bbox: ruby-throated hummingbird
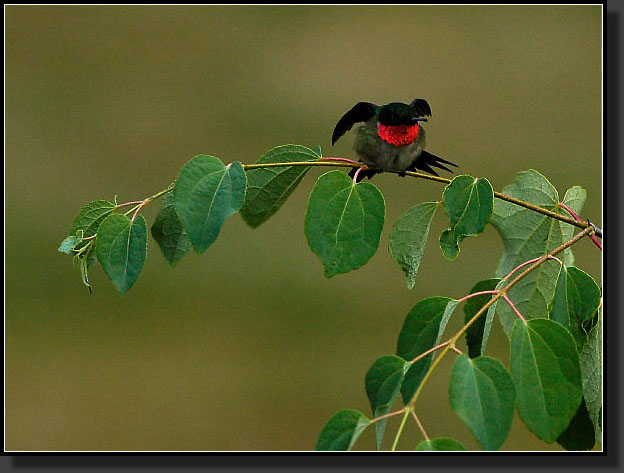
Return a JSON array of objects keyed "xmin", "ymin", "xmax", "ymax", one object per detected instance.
[{"xmin": 331, "ymin": 99, "xmax": 457, "ymax": 181}]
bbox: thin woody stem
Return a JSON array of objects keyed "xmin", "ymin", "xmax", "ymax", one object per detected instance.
[
  {"xmin": 318, "ymin": 157, "xmax": 361, "ymax": 165},
  {"xmin": 457, "ymin": 290, "xmax": 499, "ymax": 303},
  {"xmin": 409, "ymin": 341, "xmax": 452, "ymax": 364},
  {"xmin": 559, "ymin": 202, "xmax": 603, "ymax": 251},
  {"xmin": 115, "ymin": 200, "xmax": 144, "ymax": 208},
  {"xmin": 352, "ymin": 165, "xmax": 367, "ymax": 183},
  {"xmin": 503, "ymin": 293, "xmax": 525, "ymax": 321},
  {"xmin": 131, "ymin": 200, "xmax": 150, "ymax": 222},
  {"xmin": 503, "ymin": 255, "xmax": 562, "ymax": 281},
  {"xmin": 239, "ymin": 160, "xmax": 601, "ymax": 237},
  {"xmin": 411, "ymin": 411, "xmax": 430, "ymax": 441},
  {"xmin": 371, "ymin": 407, "xmax": 406, "ymax": 424},
  {"xmin": 391, "ymin": 406, "xmax": 412, "ymax": 451},
  {"xmin": 450, "ymin": 345, "xmax": 463, "ymax": 355}
]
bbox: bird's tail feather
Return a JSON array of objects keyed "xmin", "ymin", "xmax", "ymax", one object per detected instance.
[
  {"xmin": 347, "ymin": 151, "xmax": 457, "ymax": 182},
  {"xmin": 407, "ymin": 150, "xmax": 457, "ymax": 176}
]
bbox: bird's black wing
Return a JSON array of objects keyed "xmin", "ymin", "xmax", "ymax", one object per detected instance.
[
  {"xmin": 408, "ymin": 150, "xmax": 457, "ymax": 176},
  {"xmin": 332, "ymin": 102, "xmax": 377, "ymax": 145},
  {"xmin": 409, "ymin": 98, "xmax": 432, "ymax": 117}
]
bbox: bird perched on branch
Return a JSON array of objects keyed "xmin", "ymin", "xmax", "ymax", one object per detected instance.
[{"xmin": 331, "ymin": 99, "xmax": 457, "ymax": 181}]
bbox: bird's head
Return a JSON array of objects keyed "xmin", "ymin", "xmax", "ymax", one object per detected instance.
[
  {"xmin": 376, "ymin": 102, "xmax": 428, "ymax": 146},
  {"xmin": 377, "ymin": 102, "xmax": 427, "ymax": 127}
]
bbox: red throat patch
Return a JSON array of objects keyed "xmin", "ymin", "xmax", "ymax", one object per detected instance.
[{"xmin": 377, "ymin": 123, "xmax": 420, "ymax": 146}]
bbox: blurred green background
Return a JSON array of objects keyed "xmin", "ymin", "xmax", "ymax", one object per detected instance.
[{"xmin": 5, "ymin": 5, "xmax": 602, "ymax": 451}]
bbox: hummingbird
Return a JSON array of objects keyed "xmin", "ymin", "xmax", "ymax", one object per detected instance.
[{"xmin": 331, "ymin": 99, "xmax": 457, "ymax": 181}]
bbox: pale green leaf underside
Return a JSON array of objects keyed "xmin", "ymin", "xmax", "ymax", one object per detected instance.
[
  {"xmin": 491, "ymin": 170, "xmax": 586, "ymax": 336},
  {"xmin": 389, "ymin": 201, "xmax": 438, "ymax": 289},
  {"xmin": 580, "ymin": 308, "xmax": 602, "ymax": 444}
]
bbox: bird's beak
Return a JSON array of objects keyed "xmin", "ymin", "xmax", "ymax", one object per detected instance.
[{"xmin": 410, "ymin": 117, "xmax": 428, "ymax": 124}]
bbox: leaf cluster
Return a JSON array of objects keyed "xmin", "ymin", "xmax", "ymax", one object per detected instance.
[{"xmin": 59, "ymin": 145, "xmax": 601, "ymax": 451}]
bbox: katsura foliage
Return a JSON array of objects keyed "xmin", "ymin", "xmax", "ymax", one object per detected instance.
[{"xmin": 59, "ymin": 144, "xmax": 601, "ymax": 451}]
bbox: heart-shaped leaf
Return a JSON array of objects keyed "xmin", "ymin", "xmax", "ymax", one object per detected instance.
[
  {"xmin": 315, "ymin": 409, "xmax": 371, "ymax": 451},
  {"xmin": 510, "ymin": 318, "xmax": 582, "ymax": 443},
  {"xmin": 365, "ymin": 355, "xmax": 409, "ymax": 449},
  {"xmin": 549, "ymin": 266, "xmax": 601, "ymax": 347},
  {"xmin": 449, "ymin": 354, "xmax": 515, "ymax": 450},
  {"xmin": 174, "ymin": 155, "xmax": 246, "ymax": 254},
  {"xmin": 396, "ymin": 297, "xmax": 458, "ymax": 403},
  {"xmin": 305, "ymin": 170, "xmax": 385, "ymax": 277},
  {"xmin": 96, "ymin": 213, "xmax": 147, "ymax": 294},
  {"xmin": 439, "ymin": 175, "xmax": 493, "ymax": 260},
  {"xmin": 491, "ymin": 170, "xmax": 586, "ymax": 336},
  {"xmin": 150, "ymin": 191, "xmax": 191, "ymax": 266}
]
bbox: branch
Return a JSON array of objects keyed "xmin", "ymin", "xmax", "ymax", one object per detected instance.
[
  {"xmin": 240, "ymin": 159, "xmax": 601, "ymax": 239},
  {"xmin": 106, "ymin": 159, "xmax": 600, "ymax": 242},
  {"xmin": 388, "ymin": 225, "xmax": 594, "ymax": 450}
]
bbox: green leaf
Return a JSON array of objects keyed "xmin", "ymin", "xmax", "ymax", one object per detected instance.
[
  {"xmin": 150, "ymin": 192, "xmax": 191, "ymax": 266},
  {"xmin": 491, "ymin": 170, "xmax": 584, "ymax": 336},
  {"xmin": 75, "ymin": 242, "xmax": 97, "ymax": 293},
  {"xmin": 556, "ymin": 398, "xmax": 596, "ymax": 451},
  {"xmin": 580, "ymin": 307, "xmax": 602, "ymax": 444},
  {"xmin": 439, "ymin": 175, "xmax": 493, "ymax": 260},
  {"xmin": 396, "ymin": 297, "xmax": 458, "ymax": 403},
  {"xmin": 315, "ymin": 410, "xmax": 371, "ymax": 451},
  {"xmin": 96, "ymin": 214, "xmax": 148, "ymax": 294},
  {"xmin": 174, "ymin": 155, "xmax": 247, "ymax": 254},
  {"xmin": 58, "ymin": 230, "xmax": 84, "ymax": 254},
  {"xmin": 415, "ymin": 437, "xmax": 467, "ymax": 451},
  {"xmin": 463, "ymin": 278, "xmax": 501, "ymax": 358},
  {"xmin": 449, "ymin": 355, "xmax": 515, "ymax": 450},
  {"xmin": 510, "ymin": 318, "xmax": 583, "ymax": 443},
  {"xmin": 365, "ymin": 356, "xmax": 409, "ymax": 449},
  {"xmin": 305, "ymin": 170, "xmax": 385, "ymax": 278},
  {"xmin": 78, "ymin": 253, "xmax": 92, "ymax": 293},
  {"xmin": 549, "ymin": 266, "xmax": 601, "ymax": 347},
  {"xmin": 240, "ymin": 145, "xmax": 319, "ymax": 228},
  {"xmin": 388, "ymin": 202, "xmax": 439, "ymax": 289},
  {"xmin": 69, "ymin": 199, "xmax": 116, "ymax": 251},
  {"xmin": 480, "ymin": 279, "xmax": 507, "ymax": 356},
  {"xmin": 559, "ymin": 186, "xmax": 587, "ymax": 266}
]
